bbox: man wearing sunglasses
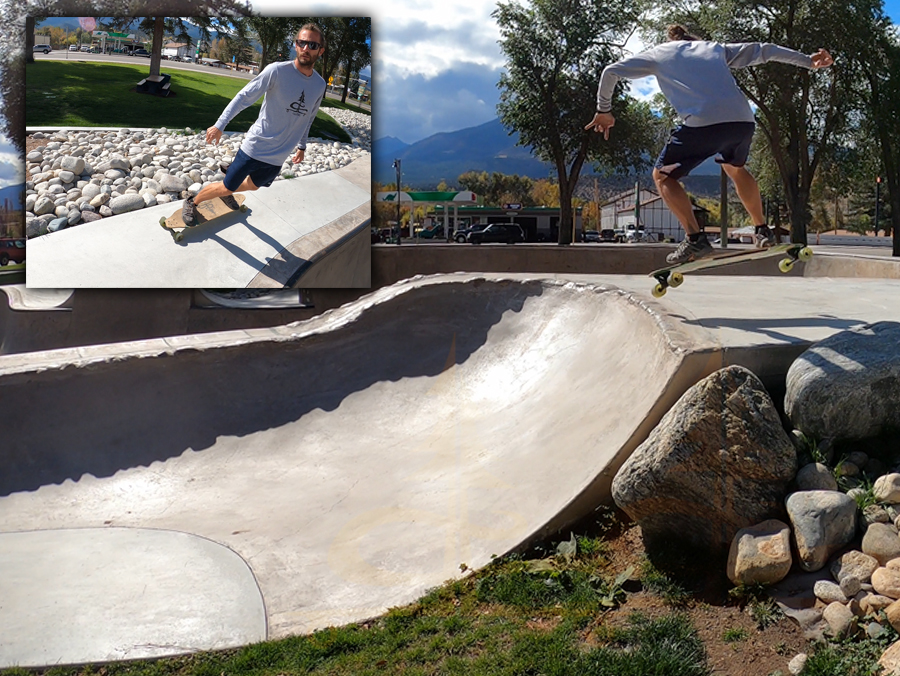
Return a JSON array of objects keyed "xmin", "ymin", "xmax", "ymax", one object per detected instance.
[{"xmin": 181, "ymin": 24, "xmax": 328, "ymax": 226}]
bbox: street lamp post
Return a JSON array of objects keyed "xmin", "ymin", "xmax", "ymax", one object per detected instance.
[
  {"xmin": 392, "ymin": 159, "xmax": 402, "ymax": 245},
  {"xmin": 876, "ymin": 176, "xmax": 882, "ymax": 236}
]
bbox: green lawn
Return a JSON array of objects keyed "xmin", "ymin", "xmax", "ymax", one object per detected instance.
[{"xmin": 25, "ymin": 61, "xmax": 352, "ymax": 143}]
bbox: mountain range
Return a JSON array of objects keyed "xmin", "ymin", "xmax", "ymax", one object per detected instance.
[{"xmin": 373, "ymin": 117, "xmax": 723, "ymax": 197}]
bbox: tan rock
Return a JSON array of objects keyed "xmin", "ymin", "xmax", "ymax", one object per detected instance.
[
  {"xmin": 727, "ymin": 519, "xmax": 792, "ymax": 585},
  {"xmin": 887, "ymin": 600, "xmax": 900, "ymax": 633},
  {"xmin": 861, "ymin": 594, "xmax": 896, "ymax": 615},
  {"xmin": 823, "ymin": 601, "xmax": 856, "ymax": 638},
  {"xmin": 832, "ymin": 550, "xmax": 879, "ymax": 584},
  {"xmin": 872, "ymin": 567, "xmax": 900, "ymax": 599},
  {"xmin": 879, "ymin": 640, "xmax": 900, "ymax": 675},
  {"xmin": 888, "ymin": 558, "xmax": 900, "ymax": 572}
]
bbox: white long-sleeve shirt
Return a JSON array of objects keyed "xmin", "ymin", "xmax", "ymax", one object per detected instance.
[
  {"xmin": 215, "ymin": 60, "xmax": 326, "ymax": 165},
  {"xmin": 596, "ymin": 41, "xmax": 814, "ymax": 127}
]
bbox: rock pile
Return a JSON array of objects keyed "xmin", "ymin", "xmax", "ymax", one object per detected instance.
[
  {"xmin": 612, "ymin": 321, "xmax": 900, "ymax": 673},
  {"xmin": 24, "ymin": 109, "xmax": 371, "ymax": 239}
]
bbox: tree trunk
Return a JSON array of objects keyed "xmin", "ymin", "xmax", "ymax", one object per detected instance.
[
  {"xmin": 149, "ymin": 17, "xmax": 164, "ymax": 78},
  {"xmin": 26, "ymin": 16, "xmax": 35, "ymax": 64}
]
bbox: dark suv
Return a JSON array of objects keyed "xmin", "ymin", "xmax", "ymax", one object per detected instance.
[
  {"xmin": 468, "ymin": 223, "xmax": 525, "ymax": 244},
  {"xmin": 0, "ymin": 238, "xmax": 25, "ymax": 265},
  {"xmin": 454, "ymin": 224, "xmax": 486, "ymax": 243}
]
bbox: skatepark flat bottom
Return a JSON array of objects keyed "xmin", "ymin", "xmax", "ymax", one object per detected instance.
[{"xmin": 2, "ymin": 272, "xmax": 900, "ymax": 668}]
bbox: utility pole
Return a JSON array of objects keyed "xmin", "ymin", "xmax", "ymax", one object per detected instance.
[
  {"xmin": 392, "ymin": 159, "xmax": 402, "ymax": 245},
  {"xmin": 875, "ymin": 176, "xmax": 882, "ymax": 236}
]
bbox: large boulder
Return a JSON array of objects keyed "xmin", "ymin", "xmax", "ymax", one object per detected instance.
[
  {"xmin": 612, "ymin": 366, "xmax": 797, "ymax": 554},
  {"xmin": 785, "ymin": 321, "xmax": 900, "ymax": 440},
  {"xmin": 787, "ymin": 491, "xmax": 858, "ymax": 572}
]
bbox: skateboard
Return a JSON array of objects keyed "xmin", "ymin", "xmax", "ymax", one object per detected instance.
[
  {"xmin": 649, "ymin": 243, "xmax": 813, "ymax": 297},
  {"xmin": 159, "ymin": 194, "xmax": 247, "ymax": 242}
]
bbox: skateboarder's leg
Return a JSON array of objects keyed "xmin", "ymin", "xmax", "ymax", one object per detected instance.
[
  {"xmin": 194, "ymin": 176, "xmax": 258, "ymax": 206},
  {"xmin": 653, "ymin": 168, "xmax": 701, "ymax": 234},
  {"xmin": 721, "ymin": 163, "xmax": 765, "ymax": 226}
]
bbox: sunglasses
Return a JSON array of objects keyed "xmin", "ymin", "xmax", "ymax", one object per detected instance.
[{"xmin": 295, "ymin": 39, "xmax": 321, "ymax": 51}]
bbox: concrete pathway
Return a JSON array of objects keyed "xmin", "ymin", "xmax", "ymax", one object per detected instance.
[
  {"xmin": 1, "ymin": 271, "xmax": 898, "ymax": 668},
  {"xmin": 26, "ymin": 158, "xmax": 370, "ymax": 288}
]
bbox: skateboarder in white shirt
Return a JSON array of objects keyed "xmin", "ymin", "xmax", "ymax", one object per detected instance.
[
  {"xmin": 585, "ymin": 24, "xmax": 834, "ymax": 264},
  {"xmin": 181, "ymin": 23, "xmax": 328, "ymax": 225}
]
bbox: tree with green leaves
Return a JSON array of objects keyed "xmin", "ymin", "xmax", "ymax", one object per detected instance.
[
  {"xmin": 494, "ymin": 0, "xmax": 659, "ymax": 244},
  {"xmin": 458, "ymin": 170, "xmax": 535, "ymax": 206},
  {"xmin": 243, "ymin": 17, "xmax": 306, "ymax": 72}
]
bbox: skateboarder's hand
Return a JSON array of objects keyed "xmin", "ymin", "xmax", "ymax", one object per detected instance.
[
  {"xmin": 205, "ymin": 126, "xmax": 223, "ymax": 145},
  {"xmin": 585, "ymin": 112, "xmax": 615, "ymax": 140},
  {"xmin": 810, "ymin": 48, "xmax": 834, "ymax": 69},
  {"xmin": 291, "ymin": 148, "xmax": 305, "ymax": 164}
]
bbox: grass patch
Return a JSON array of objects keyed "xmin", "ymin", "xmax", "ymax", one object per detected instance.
[
  {"xmin": 640, "ymin": 558, "xmax": 693, "ymax": 607},
  {"xmin": 804, "ymin": 630, "xmax": 900, "ymax": 676},
  {"xmin": 722, "ymin": 626, "xmax": 748, "ymax": 643},
  {"xmin": 25, "ymin": 60, "xmax": 349, "ymax": 142}
]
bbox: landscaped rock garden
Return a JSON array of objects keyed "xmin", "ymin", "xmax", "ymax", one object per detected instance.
[
  {"xmin": 24, "ymin": 108, "xmax": 371, "ymax": 239},
  {"xmin": 611, "ymin": 320, "xmax": 900, "ymax": 675}
]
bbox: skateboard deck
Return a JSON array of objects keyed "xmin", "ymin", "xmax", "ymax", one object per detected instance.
[
  {"xmin": 159, "ymin": 194, "xmax": 247, "ymax": 242},
  {"xmin": 649, "ymin": 243, "xmax": 813, "ymax": 297}
]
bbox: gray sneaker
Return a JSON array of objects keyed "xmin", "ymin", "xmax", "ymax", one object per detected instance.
[
  {"xmin": 754, "ymin": 226, "xmax": 776, "ymax": 248},
  {"xmin": 220, "ymin": 194, "xmax": 241, "ymax": 210},
  {"xmin": 181, "ymin": 196, "xmax": 199, "ymax": 227},
  {"xmin": 666, "ymin": 236, "xmax": 714, "ymax": 264}
]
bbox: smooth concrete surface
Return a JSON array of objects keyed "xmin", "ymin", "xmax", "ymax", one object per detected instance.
[
  {"xmin": 3, "ymin": 271, "xmax": 900, "ymax": 668},
  {"xmin": 0, "ymin": 528, "xmax": 266, "ymax": 668},
  {"xmin": 25, "ymin": 157, "xmax": 371, "ymax": 289}
]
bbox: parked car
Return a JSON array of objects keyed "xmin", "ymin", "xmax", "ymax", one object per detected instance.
[
  {"xmin": 583, "ymin": 230, "xmax": 601, "ymax": 243},
  {"xmin": 599, "ymin": 229, "xmax": 618, "ymax": 242},
  {"xmin": 133, "ymin": 49, "xmax": 150, "ymax": 57},
  {"xmin": 80, "ymin": 45, "xmax": 90, "ymax": 52},
  {"xmin": 33, "ymin": 45, "xmax": 51, "ymax": 54},
  {"xmin": 468, "ymin": 223, "xmax": 525, "ymax": 244},
  {"xmin": 454, "ymin": 224, "xmax": 487, "ymax": 243},
  {"xmin": 0, "ymin": 238, "xmax": 25, "ymax": 265},
  {"xmin": 68, "ymin": 45, "xmax": 78, "ymax": 51}
]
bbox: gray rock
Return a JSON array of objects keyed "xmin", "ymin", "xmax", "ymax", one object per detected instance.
[
  {"xmin": 104, "ymin": 169, "xmax": 127, "ymax": 181},
  {"xmin": 26, "ymin": 218, "xmax": 50, "ymax": 238},
  {"xmin": 788, "ymin": 653, "xmax": 808, "ymax": 675},
  {"xmin": 26, "ymin": 150, "xmax": 43, "ymax": 162},
  {"xmin": 814, "ymin": 579, "xmax": 849, "ymax": 604},
  {"xmin": 58, "ymin": 170, "xmax": 76, "ymax": 183},
  {"xmin": 863, "ymin": 523, "xmax": 900, "ymax": 565},
  {"xmin": 796, "ymin": 463, "xmax": 838, "ymax": 491},
  {"xmin": 612, "ymin": 366, "xmax": 797, "ymax": 555},
  {"xmin": 81, "ymin": 183, "xmax": 101, "ymax": 201},
  {"xmin": 785, "ymin": 321, "xmax": 900, "ymax": 440},
  {"xmin": 32, "ymin": 196, "xmax": 56, "ymax": 216},
  {"xmin": 160, "ymin": 174, "xmax": 188, "ymax": 192},
  {"xmin": 99, "ymin": 205, "xmax": 113, "ymax": 217},
  {"xmin": 66, "ymin": 209, "xmax": 81, "ymax": 226},
  {"xmin": 80, "ymin": 210, "xmax": 102, "ymax": 223},
  {"xmin": 47, "ymin": 217, "xmax": 68, "ymax": 232},
  {"xmin": 60, "ymin": 156, "xmax": 86, "ymax": 174},
  {"xmin": 108, "ymin": 193, "xmax": 146, "ymax": 215},
  {"xmin": 787, "ymin": 491, "xmax": 858, "ymax": 572}
]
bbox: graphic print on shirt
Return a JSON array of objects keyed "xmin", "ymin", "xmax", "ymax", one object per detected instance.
[{"xmin": 288, "ymin": 91, "xmax": 308, "ymax": 116}]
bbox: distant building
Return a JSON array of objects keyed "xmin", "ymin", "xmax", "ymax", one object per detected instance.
[
  {"xmin": 163, "ymin": 42, "xmax": 192, "ymax": 59},
  {"xmin": 433, "ymin": 204, "xmax": 583, "ymax": 242},
  {"xmin": 600, "ymin": 186, "xmax": 709, "ymax": 242}
]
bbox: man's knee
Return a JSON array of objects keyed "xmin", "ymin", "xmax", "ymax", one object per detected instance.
[{"xmin": 239, "ymin": 176, "xmax": 259, "ymax": 192}]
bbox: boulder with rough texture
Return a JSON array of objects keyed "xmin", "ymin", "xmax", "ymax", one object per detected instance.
[
  {"xmin": 60, "ymin": 155, "xmax": 85, "ymax": 175},
  {"xmin": 873, "ymin": 567, "xmax": 900, "ymax": 599},
  {"xmin": 881, "ymin": 640, "xmax": 900, "ymax": 675},
  {"xmin": 787, "ymin": 491, "xmax": 858, "ymax": 572},
  {"xmin": 832, "ymin": 550, "xmax": 880, "ymax": 583},
  {"xmin": 726, "ymin": 519, "xmax": 793, "ymax": 585},
  {"xmin": 108, "ymin": 194, "xmax": 146, "ymax": 215},
  {"xmin": 876, "ymin": 474, "xmax": 900, "ymax": 504},
  {"xmin": 612, "ymin": 366, "xmax": 796, "ymax": 554},
  {"xmin": 863, "ymin": 523, "xmax": 900, "ymax": 566},
  {"xmin": 795, "ymin": 462, "xmax": 838, "ymax": 491},
  {"xmin": 785, "ymin": 321, "xmax": 900, "ymax": 440},
  {"xmin": 160, "ymin": 174, "xmax": 188, "ymax": 193},
  {"xmin": 814, "ymin": 579, "xmax": 848, "ymax": 604},
  {"xmin": 823, "ymin": 601, "xmax": 856, "ymax": 637}
]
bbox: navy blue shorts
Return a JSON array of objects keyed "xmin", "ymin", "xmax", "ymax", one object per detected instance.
[
  {"xmin": 654, "ymin": 122, "xmax": 755, "ymax": 180},
  {"xmin": 223, "ymin": 148, "xmax": 282, "ymax": 192}
]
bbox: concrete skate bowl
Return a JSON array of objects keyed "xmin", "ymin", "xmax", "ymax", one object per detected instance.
[{"xmin": 0, "ymin": 274, "xmax": 722, "ymax": 663}]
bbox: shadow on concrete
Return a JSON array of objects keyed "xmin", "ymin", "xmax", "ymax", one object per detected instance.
[{"xmin": 2, "ymin": 279, "xmax": 543, "ymax": 496}]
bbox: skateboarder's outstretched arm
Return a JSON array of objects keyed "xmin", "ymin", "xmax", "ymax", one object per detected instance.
[{"xmin": 205, "ymin": 66, "xmax": 278, "ymax": 146}]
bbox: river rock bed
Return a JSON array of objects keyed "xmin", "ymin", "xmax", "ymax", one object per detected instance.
[{"xmin": 24, "ymin": 108, "xmax": 371, "ymax": 239}]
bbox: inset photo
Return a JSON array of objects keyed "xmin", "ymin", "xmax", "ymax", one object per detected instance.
[{"xmin": 25, "ymin": 16, "xmax": 371, "ymax": 288}]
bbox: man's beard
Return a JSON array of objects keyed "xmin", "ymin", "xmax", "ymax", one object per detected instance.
[{"xmin": 297, "ymin": 52, "xmax": 319, "ymax": 66}]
